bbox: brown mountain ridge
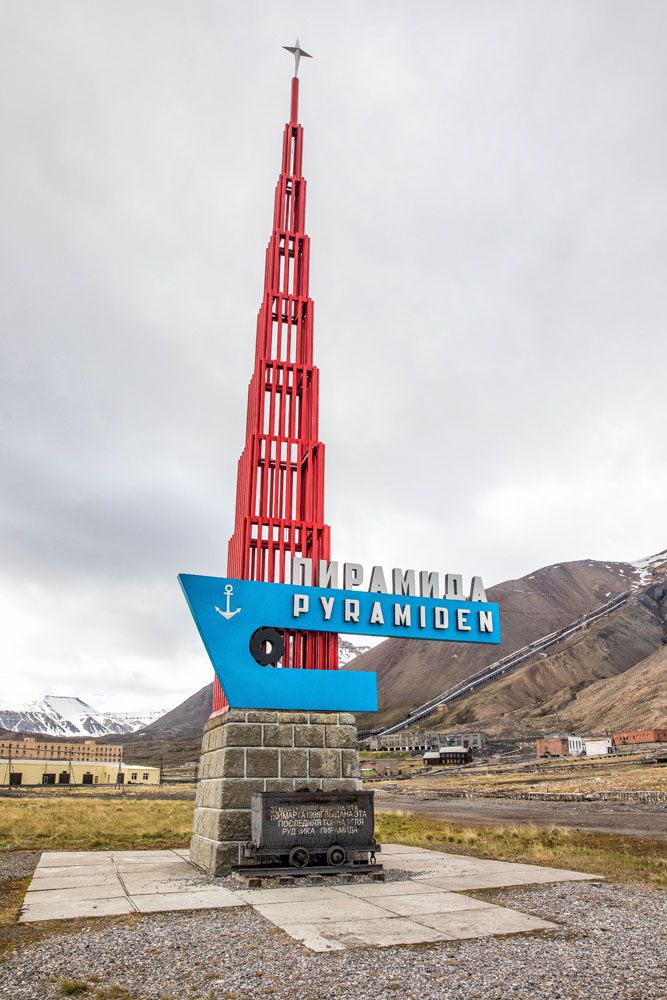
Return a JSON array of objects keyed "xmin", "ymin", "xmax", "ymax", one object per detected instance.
[{"xmin": 132, "ymin": 550, "xmax": 667, "ymax": 742}]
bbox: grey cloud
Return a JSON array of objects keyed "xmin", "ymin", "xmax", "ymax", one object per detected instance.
[{"xmin": 2, "ymin": 0, "xmax": 666, "ymax": 709}]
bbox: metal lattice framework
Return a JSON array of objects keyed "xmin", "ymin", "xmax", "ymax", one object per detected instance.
[{"xmin": 211, "ymin": 75, "xmax": 338, "ymax": 714}]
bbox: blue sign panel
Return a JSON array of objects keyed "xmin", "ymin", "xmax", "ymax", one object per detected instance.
[{"xmin": 178, "ymin": 574, "xmax": 501, "ymax": 712}]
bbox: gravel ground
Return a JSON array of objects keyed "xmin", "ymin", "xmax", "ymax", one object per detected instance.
[
  {"xmin": 0, "ymin": 879, "xmax": 665, "ymax": 1000},
  {"xmin": 0, "ymin": 852, "xmax": 39, "ymax": 881}
]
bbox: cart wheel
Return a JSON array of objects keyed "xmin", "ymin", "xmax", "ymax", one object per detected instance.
[
  {"xmin": 288, "ymin": 846, "xmax": 310, "ymax": 868},
  {"xmin": 326, "ymin": 845, "xmax": 346, "ymax": 867}
]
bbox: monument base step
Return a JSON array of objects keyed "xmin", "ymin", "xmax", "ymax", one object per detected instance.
[{"xmin": 231, "ymin": 862, "xmax": 384, "ymax": 878}]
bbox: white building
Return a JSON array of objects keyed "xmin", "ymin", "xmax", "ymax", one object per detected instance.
[
  {"xmin": 583, "ymin": 737, "xmax": 613, "ymax": 757},
  {"xmin": 567, "ymin": 736, "xmax": 584, "ymax": 755}
]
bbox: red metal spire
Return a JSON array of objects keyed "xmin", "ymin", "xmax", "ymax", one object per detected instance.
[{"xmin": 211, "ymin": 73, "xmax": 338, "ymax": 715}]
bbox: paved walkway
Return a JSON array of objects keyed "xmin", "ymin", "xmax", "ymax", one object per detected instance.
[{"xmin": 19, "ymin": 845, "xmax": 599, "ymax": 951}]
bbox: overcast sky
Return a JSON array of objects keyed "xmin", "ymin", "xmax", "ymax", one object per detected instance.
[{"xmin": 2, "ymin": 1, "xmax": 666, "ymax": 713}]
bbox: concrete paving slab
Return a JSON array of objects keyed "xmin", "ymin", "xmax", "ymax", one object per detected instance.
[
  {"xmin": 122, "ymin": 885, "xmax": 205, "ymax": 899},
  {"xmin": 172, "ymin": 849, "xmax": 190, "ymax": 858},
  {"xmin": 276, "ymin": 924, "xmax": 346, "ymax": 952},
  {"xmin": 372, "ymin": 892, "xmax": 493, "ymax": 917},
  {"xmin": 32, "ymin": 864, "xmax": 115, "ymax": 879},
  {"xmin": 377, "ymin": 844, "xmax": 433, "ymax": 855},
  {"xmin": 39, "ymin": 850, "xmax": 112, "ymax": 858},
  {"xmin": 38, "ymin": 852, "xmax": 115, "ymax": 867},
  {"xmin": 414, "ymin": 906, "xmax": 557, "ymax": 938},
  {"xmin": 252, "ymin": 896, "xmax": 390, "ymax": 925},
  {"xmin": 119, "ymin": 875, "xmax": 204, "ymax": 896},
  {"xmin": 418, "ymin": 869, "xmax": 600, "ymax": 891},
  {"xmin": 422, "ymin": 851, "xmax": 517, "ymax": 866},
  {"xmin": 284, "ymin": 916, "xmax": 448, "ymax": 950},
  {"xmin": 500, "ymin": 866, "xmax": 599, "ymax": 881},
  {"xmin": 19, "ymin": 897, "xmax": 134, "ymax": 922},
  {"xmin": 409, "ymin": 862, "xmax": 533, "ymax": 877},
  {"xmin": 413, "ymin": 875, "xmax": 531, "ymax": 891},
  {"xmin": 236, "ymin": 886, "xmax": 344, "ymax": 904},
  {"xmin": 24, "ymin": 884, "xmax": 127, "ymax": 902},
  {"xmin": 114, "ymin": 862, "xmax": 195, "ymax": 876},
  {"xmin": 114, "ymin": 854, "xmax": 195, "ymax": 864},
  {"xmin": 381, "ymin": 857, "xmax": 486, "ymax": 874},
  {"xmin": 19, "ymin": 844, "xmax": 592, "ymax": 949},
  {"xmin": 111, "ymin": 850, "xmax": 183, "ymax": 859},
  {"xmin": 25, "ymin": 876, "xmax": 122, "ymax": 892},
  {"xmin": 334, "ymin": 880, "xmax": 447, "ymax": 898},
  {"xmin": 130, "ymin": 889, "xmax": 245, "ymax": 913}
]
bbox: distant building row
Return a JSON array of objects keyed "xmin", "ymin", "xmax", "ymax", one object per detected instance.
[
  {"xmin": 536, "ymin": 728, "xmax": 667, "ymax": 758},
  {"xmin": 369, "ymin": 731, "xmax": 488, "ymax": 753},
  {"xmin": 0, "ymin": 736, "xmax": 122, "ymax": 763},
  {"xmin": 0, "ymin": 736, "xmax": 159, "ymax": 786},
  {"xmin": 0, "ymin": 759, "xmax": 160, "ymax": 786},
  {"xmin": 359, "ymin": 746, "xmax": 474, "ymax": 776}
]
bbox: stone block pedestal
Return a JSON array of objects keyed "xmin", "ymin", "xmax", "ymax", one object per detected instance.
[{"xmin": 190, "ymin": 710, "xmax": 362, "ymax": 875}]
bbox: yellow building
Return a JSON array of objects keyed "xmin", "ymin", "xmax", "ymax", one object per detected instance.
[
  {"xmin": 0, "ymin": 758, "xmax": 160, "ymax": 787},
  {"xmin": 0, "ymin": 736, "xmax": 122, "ymax": 763}
]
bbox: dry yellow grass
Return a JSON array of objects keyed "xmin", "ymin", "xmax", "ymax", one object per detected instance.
[
  {"xmin": 0, "ymin": 798, "xmax": 193, "ymax": 851},
  {"xmin": 376, "ymin": 813, "xmax": 667, "ymax": 888},
  {"xmin": 376, "ymin": 758, "xmax": 666, "ymax": 794},
  {"xmin": 4, "ymin": 784, "xmax": 196, "ymax": 799}
]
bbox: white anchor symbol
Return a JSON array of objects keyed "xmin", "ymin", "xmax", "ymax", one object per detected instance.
[{"xmin": 215, "ymin": 584, "xmax": 242, "ymax": 621}]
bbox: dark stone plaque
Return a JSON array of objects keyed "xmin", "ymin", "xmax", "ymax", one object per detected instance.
[{"xmin": 250, "ymin": 790, "xmax": 375, "ymax": 852}]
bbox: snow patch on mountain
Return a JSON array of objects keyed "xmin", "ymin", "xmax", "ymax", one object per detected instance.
[
  {"xmin": 631, "ymin": 549, "xmax": 667, "ymax": 587},
  {"xmin": 0, "ymin": 696, "xmax": 165, "ymax": 737},
  {"xmin": 338, "ymin": 638, "xmax": 372, "ymax": 666}
]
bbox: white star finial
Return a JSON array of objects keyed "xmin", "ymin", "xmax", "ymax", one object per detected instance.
[{"xmin": 283, "ymin": 38, "xmax": 312, "ymax": 77}]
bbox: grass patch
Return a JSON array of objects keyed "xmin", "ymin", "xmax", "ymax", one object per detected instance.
[
  {"xmin": 376, "ymin": 812, "xmax": 667, "ymax": 888},
  {"xmin": 4, "ymin": 785, "xmax": 196, "ymax": 800},
  {"xmin": 0, "ymin": 876, "xmax": 31, "ymax": 928},
  {"xmin": 57, "ymin": 981, "xmax": 90, "ymax": 996},
  {"xmin": 0, "ymin": 798, "xmax": 194, "ymax": 852},
  {"xmin": 55, "ymin": 981, "xmax": 139, "ymax": 999}
]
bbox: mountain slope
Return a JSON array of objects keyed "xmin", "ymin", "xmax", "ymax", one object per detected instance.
[
  {"xmin": 137, "ymin": 551, "xmax": 666, "ymax": 741},
  {"xmin": 348, "ymin": 557, "xmax": 656, "ymax": 730},
  {"xmin": 560, "ymin": 643, "xmax": 667, "ymax": 733},
  {"xmin": 142, "ymin": 683, "xmax": 214, "ymax": 738},
  {"xmin": 426, "ymin": 585, "xmax": 666, "ymax": 737}
]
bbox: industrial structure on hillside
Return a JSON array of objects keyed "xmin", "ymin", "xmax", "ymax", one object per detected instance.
[{"xmin": 370, "ymin": 731, "xmax": 488, "ymax": 753}]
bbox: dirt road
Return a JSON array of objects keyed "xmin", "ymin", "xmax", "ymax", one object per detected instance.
[{"xmin": 376, "ymin": 793, "xmax": 667, "ymax": 839}]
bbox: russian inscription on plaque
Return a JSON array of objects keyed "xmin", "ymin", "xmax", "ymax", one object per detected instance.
[{"xmin": 243, "ymin": 791, "xmax": 381, "ymax": 873}]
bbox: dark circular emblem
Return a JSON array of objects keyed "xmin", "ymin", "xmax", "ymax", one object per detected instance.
[{"xmin": 249, "ymin": 626, "xmax": 285, "ymax": 666}]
